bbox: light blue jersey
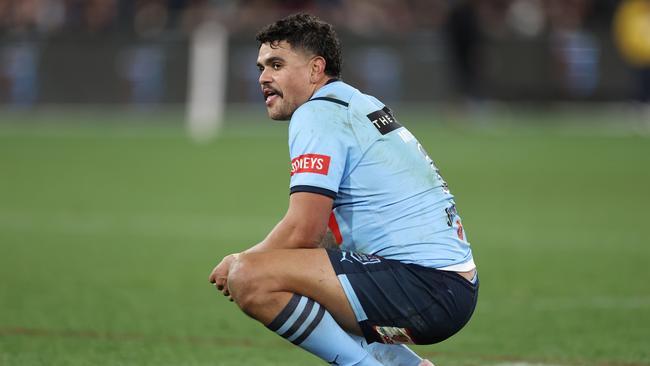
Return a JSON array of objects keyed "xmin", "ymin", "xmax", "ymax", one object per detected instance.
[{"xmin": 289, "ymin": 80, "xmax": 474, "ymax": 271}]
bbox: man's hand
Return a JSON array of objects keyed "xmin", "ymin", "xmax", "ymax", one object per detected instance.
[{"xmin": 208, "ymin": 253, "xmax": 239, "ymax": 299}]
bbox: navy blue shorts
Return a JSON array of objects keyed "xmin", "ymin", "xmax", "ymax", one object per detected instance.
[{"xmin": 327, "ymin": 250, "xmax": 478, "ymax": 345}]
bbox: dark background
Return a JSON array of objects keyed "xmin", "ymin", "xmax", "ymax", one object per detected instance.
[{"xmin": 0, "ymin": 0, "xmax": 643, "ymax": 106}]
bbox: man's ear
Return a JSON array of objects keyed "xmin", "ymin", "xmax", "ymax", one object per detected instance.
[{"xmin": 310, "ymin": 56, "xmax": 327, "ymax": 83}]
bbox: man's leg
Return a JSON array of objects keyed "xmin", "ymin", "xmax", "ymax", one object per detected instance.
[{"xmin": 226, "ymin": 249, "xmax": 381, "ymax": 366}]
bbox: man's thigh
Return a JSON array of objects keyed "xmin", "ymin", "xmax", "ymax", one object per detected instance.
[{"xmin": 231, "ymin": 248, "xmax": 362, "ymax": 334}]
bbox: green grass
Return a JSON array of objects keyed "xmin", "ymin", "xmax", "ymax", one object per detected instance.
[{"xmin": 1, "ymin": 110, "xmax": 649, "ymax": 365}]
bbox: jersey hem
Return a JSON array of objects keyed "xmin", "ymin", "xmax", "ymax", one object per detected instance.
[{"xmin": 437, "ymin": 258, "xmax": 476, "ymax": 272}]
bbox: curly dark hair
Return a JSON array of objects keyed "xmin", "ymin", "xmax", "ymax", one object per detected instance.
[{"xmin": 256, "ymin": 13, "xmax": 342, "ymax": 78}]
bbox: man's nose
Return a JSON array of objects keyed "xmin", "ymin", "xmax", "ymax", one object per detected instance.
[{"xmin": 259, "ymin": 68, "xmax": 272, "ymax": 85}]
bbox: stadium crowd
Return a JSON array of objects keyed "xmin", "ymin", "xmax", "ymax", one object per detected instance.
[
  {"xmin": 1, "ymin": 0, "xmax": 648, "ymax": 106},
  {"xmin": 0, "ymin": 0, "xmax": 618, "ymax": 37}
]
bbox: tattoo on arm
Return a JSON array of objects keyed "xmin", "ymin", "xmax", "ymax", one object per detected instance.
[{"xmin": 318, "ymin": 229, "xmax": 340, "ymax": 250}]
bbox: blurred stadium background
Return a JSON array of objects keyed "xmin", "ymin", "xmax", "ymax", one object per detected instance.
[{"xmin": 1, "ymin": 1, "xmax": 649, "ymax": 366}]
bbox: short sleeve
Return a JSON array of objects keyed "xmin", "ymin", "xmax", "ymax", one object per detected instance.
[{"xmin": 288, "ymin": 103, "xmax": 349, "ymax": 199}]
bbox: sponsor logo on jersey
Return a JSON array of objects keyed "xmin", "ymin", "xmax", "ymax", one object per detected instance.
[
  {"xmin": 445, "ymin": 205, "xmax": 466, "ymax": 240},
  {"xmin": 445, "ymin": 205, "xmax": 458, "ymax": 227},
  {"xmin": 290, "ymin": 154, "xmax": 331, "ymax": 176},
  {"xmin": 367, "ymin": 107, "xmax": 402, "ymax": 135}
]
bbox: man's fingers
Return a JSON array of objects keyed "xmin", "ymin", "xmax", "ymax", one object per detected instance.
[
  {"xmin": 219, "ymin": 280, "xmax": 229, "ymax": 295},
  {"xmin": 214, "ymin": 277, "xmax": 227, "ymax": 292}
]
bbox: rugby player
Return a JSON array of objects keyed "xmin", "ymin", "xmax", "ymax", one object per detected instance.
[{"xmin": 209, "ymin": 13, "xmax": 478, "ymax": 366}]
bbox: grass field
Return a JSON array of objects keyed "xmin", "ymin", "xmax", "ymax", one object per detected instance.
[{"xmin": 1, "ymin": 108, "xmax": 649, "ymax": 366}]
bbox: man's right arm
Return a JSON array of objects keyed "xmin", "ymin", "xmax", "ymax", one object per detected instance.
[
  {"xmin": 244, "ymin": 191, "xmax": 333, "ymax": 253},
  {"xmin": 209, "ymin": 191, "xmax": 333, "ymax": 294}
]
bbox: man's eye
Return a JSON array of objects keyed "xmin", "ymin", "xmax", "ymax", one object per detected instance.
[{"xmin": 272, "ymin": 63, "xmax": 281, "ymax": 70}]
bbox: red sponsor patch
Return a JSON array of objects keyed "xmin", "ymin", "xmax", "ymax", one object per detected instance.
[{"xmin": 290, "ymin": 154, "xmax": 331, "ymax": 176}]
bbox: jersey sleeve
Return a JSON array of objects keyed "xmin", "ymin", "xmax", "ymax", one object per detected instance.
[{"xmin": 288, "ymin": 103, "xmax": 349, "ymax": 199}]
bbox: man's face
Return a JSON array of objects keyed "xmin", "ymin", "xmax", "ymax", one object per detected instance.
[{"xmin": 257, "ymin": 41, "xmax": 315, "ymax": 120}]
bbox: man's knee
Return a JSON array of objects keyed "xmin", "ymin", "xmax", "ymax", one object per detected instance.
[{"xmin": 227, "ymin": 253, "xmax": 273, "ymax": 313}]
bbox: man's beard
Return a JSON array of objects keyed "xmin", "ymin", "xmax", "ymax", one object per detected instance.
[{"xmin": 268, "ymin": 101, "xmax": 296, "ymax": 121}]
